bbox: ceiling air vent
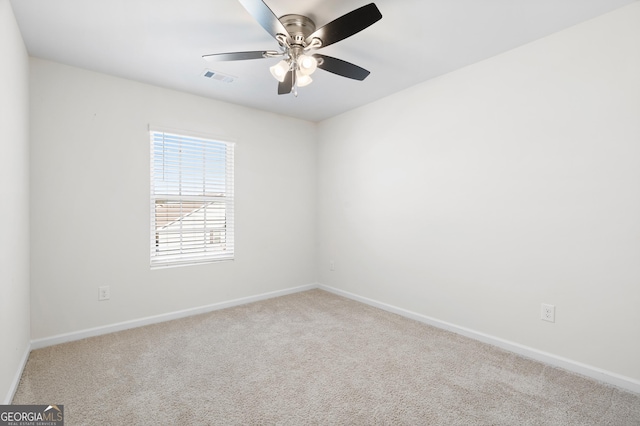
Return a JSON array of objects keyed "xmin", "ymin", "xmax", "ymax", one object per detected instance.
[{"xmin": 202, "ymin": 69, "xmax": 235, "ymax": 83}]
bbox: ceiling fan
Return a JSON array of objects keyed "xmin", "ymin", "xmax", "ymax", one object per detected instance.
[{"xmin": 203, "ymin": 0, "xmax": 382, "ymax": 96}]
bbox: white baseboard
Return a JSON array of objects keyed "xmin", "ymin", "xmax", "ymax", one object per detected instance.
[
  {"xmin": 31, "ymin": 283, "xmax": 317, "ymax": 350},
  {"xmin": 4, "ymin": 343, "xmax": 31, "ymax": 404},
  {"xmin": 24, "ymin": 282, "xmax": 640, "ymax": 395},
  {"xmin": 318, "ymin": 284, "xmax": 640, "ymax": 395}
]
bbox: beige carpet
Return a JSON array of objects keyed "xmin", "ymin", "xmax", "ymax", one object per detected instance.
[{"xmin": 13, "ymin": 289, "xmax": 640, "ymax": 425}]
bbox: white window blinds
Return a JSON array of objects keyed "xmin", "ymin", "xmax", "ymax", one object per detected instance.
[{"xmin": 150, "ymin": 130, "xmax": 234, "ymax": 268}]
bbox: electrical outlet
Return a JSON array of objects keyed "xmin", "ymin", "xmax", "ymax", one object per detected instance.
[
  {"xmin": 329, "ymin": 260, "xmax": 335, "ymax": 271},
  {"xmin": 99, "ymin": 286, "xmax": 110, "ymax": 301},
  {"xmin": 541, "ymin": 303, "xmax": 555, "ymax": 322}
]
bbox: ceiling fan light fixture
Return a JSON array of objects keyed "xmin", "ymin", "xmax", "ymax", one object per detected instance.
[
  {"xmin": 296, "ymin": 72, "xmax": 313, "ymax": 87},
  {"xmin": 297, "ymin": 55, "xmax": 317, "ymax": 75},
  {"xmin": 270, "ymin": 60, "xmax": 290, "ymax": 82}
]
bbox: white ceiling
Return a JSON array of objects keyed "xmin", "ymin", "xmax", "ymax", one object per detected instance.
[{"xmin": 10, "ymin": 0, "xmax": 635, "ymax": 122}]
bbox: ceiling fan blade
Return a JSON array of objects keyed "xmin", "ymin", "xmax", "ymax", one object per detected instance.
[
  {"xmin": 314, "ymin": 54, "xmax": 371, "ymax": 81},
  {"xmin": 305, "ymin": 3, "xmax": 382, "ymax": 48},
  {"xmin": 238, "ymin": 0, "xmax": 290, "ymax": 41},
  {"xmin": 202, "ymin": 51, "xmax": 279, "ymax": 62},
  {"xmin": 278, "ymin": 70, "xmax": 294, "ymax": 95}
]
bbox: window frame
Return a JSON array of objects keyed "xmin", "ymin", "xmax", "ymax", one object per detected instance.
[{"xmin": 149, "ymin": 127, "xmax": 235, "ymax": 269}]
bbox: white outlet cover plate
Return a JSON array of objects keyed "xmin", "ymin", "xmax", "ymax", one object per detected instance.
[
  {"xmin": 541, "ymin": 303, "xmax": 555, "ymax": 322},
  {"xmin": 99, "ymin": 286, "xmax": 110, "ymax": 301}
]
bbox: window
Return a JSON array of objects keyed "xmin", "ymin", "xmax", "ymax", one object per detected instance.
[{"xmin": 150, "ymin": 129, "xmax": 234, "ymax": 268}]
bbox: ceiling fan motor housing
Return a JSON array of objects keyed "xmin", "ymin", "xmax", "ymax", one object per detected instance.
[{"xmin": 280, "ymin": 14, "xmax": 316, "ymax": 45}]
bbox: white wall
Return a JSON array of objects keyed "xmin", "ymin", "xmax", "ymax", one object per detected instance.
[
  {"xmin": 29, "ymin": 58, "xmax": 316, "ymax": 340},
  {"xmin": 317, "ymin": 3, "xmax": 640, "ymax": 382},
  {"xmin": 0, "ymin": 0, "xmax": 30, "ymax": 403}
]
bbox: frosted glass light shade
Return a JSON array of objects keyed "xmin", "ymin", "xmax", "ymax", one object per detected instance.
[
  {"xmin": 298, "ymin": 55, "xmax": 317, "ymax": 76},
  {"xmin": 270, "ymin": 60, "xmax": 289, "ymax": 82},
  {"xmin": 296, "ymin": 73, "xmax": 313, "ymax": 87}
]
